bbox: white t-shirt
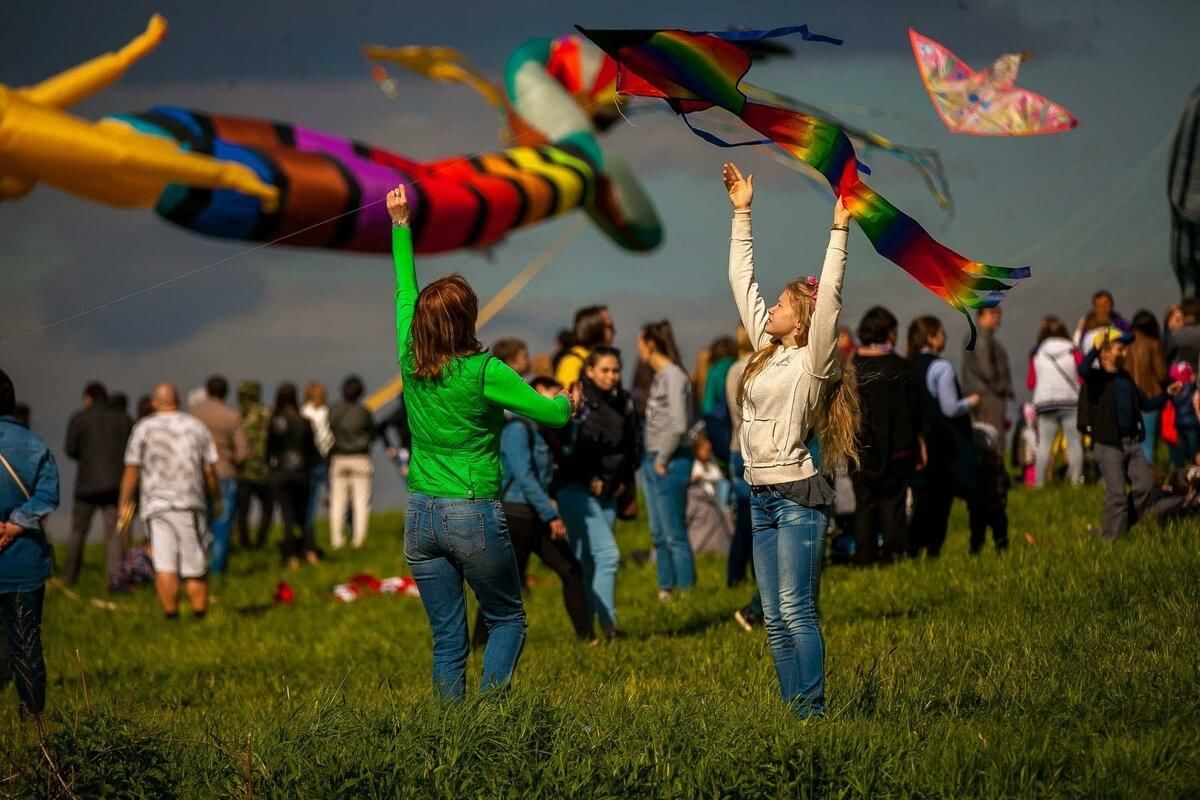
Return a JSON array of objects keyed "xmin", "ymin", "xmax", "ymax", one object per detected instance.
[
  {"xmin": 125, "ymin": 411, "xmax": 218, "ymax": 518},
  {"xmin": 301, "ymin": 402, "xmax": 334, "ymax": 457}
]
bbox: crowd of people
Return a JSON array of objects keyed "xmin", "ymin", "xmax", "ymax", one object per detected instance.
[{"xmin": 2, "ymin": 168, "xmax": 1200, "ymax": 722}]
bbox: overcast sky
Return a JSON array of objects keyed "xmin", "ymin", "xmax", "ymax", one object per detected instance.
[{"xmin": 3, "ymin": 0, "xmax": 1197, "ymax": 530}]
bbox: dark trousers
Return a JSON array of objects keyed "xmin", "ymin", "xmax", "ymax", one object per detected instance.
[
  {"xmin": 0, "ymin": 587, "xmax": 46, "ymax": 717},
  {"xmin": 236, "ymin": 480, "xmax": 273, "ymax": 549},
  {"xmin": 273, "ymin": 475, "xmax": 314, "ymax": 560},
  {"xmin": 850, "ymin": 474, "xmax": 908, "ymax": 564},
  {"xmin": 909, "ymin": 482, "xmax": 958, "ymax": 558},
  {"xmin": 64, "ymin": 494, "xmax": 122, "ymax": 587},
  {"xmin": 968, "ymin": 495, "xmax": 1009, "ymax": 552},
  {"xmin": 727, "ymin": 452, "xmax": 754, "ymax": 586},
  {"xmin": 472, "ymin": 503, "xmax": 593, "ymax": 648},
  {"xmin": 1094, "ymin": 440, "xmax": 1157, "ymax": 540}
]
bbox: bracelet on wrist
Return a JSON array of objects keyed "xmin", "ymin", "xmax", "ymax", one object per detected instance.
[
  {"xmin": 831, "ymin": 225, "xmax": 849, "ymax": 232},
  {"xmin": 392, "ymin": 219, "xmax": 409, "ymax": 228}
]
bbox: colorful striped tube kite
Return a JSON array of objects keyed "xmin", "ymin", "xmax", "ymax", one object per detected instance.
[
  {"xmin": 577, "ymin": 25, "xmax": 1030, "ymax": 346},
  {"xmin": 909, "ymin": 29, "xmax": 1078, "ymax": 137},
  {"xmin": 367, "ymin": 32, "xmax": 954, "ymax": 214},
  {"xmin": 1169, "ymin": 84, "xmax": 1200, "ymax": 298},
  {"xmin": 0, "ymin": 15, "xmax": 661, "ymax": 256},
  {"xmin": 108, "ymin": 106, "xmax": 658, "ymax": 254},
  {"xmin": 364, "ymin": 34, "xmax": 662, "ymax": 251}
]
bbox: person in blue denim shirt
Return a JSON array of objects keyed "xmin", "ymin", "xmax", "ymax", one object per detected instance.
[
  {"xmin": 0, "ymin": 368, "xmax": 61, "ymax": 719},
  {"xmin": 471, "ymin": 375, "xmax": 593, "ymax": 648}
]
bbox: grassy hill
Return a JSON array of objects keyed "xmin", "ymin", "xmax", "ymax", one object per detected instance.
[{"xmin": 2, "ymin": 485, "xmax": 1198, "ymax": 798}]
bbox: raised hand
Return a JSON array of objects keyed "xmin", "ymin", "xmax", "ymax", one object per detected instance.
[
  {"xmin": 833, "ymin": 197, "xmax": 851, "ymax": 228},
  {"xmin": 722, "ymin": 162, "xmax": 754, "ymax": 210},
  {"xmin": 567, "ymin": 381, "xmax": 584, "ymax": 416},
  {"xmin": 387, "ymin": 184, "xmax": 410, "ymax": 226}
]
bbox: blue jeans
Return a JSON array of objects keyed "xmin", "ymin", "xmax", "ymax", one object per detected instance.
[
  {"xmin": 751, "ymin": 488, "xmax": 829, "ymax": 718},
  {"xmin": 643, "ymin": 452, "xmax": 695, "ymax": 591},
  {"xmin": 1141, "ymin": 410, "xmax": 1160, "ymax": 463},
  {"xmin": 557, "ymin": 483, "xmax": 620, "ymax": 630},
  {"xmin": 307, "ymin": 460, "xmax": 329, "ymax": 529},
  {"xmin": 0, "ymin": 587, "xmax": 46, "ymax": 717},
  {"xmin": 727, "ymin": 452, "xmax": 754, "ymax": 586},
  {"xmin": 209, "ymin": 477, "xmax": 238, "ymax": 575},
  {"xmin": 404, "ymin": 494, "xmax": 526, "ymax": 700}
]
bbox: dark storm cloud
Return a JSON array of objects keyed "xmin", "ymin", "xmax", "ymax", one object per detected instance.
[{"xmin": 2, "ymin": 0, "xmax": 1095, "ymax": 88}]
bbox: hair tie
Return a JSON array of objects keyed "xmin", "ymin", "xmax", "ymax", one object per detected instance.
[{"xmin": 806, "ymin": 275, "xmax": 819, "ymax": 298}]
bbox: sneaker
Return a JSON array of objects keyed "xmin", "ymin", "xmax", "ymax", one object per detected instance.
[
  {"xmin": 734, "ymin": 606, "xmax": 763, "ymax": 632},
  {"xmin": 657, "ymin": 590, "xmax": 673, "ymax": 602}
]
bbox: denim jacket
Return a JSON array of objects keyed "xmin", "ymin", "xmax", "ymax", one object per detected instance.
[
  {"xmin": 499, "ymin": 418, "xmax": 558, "ymax": 523},
  {"xmin": 0, "ymin": 416, "xmax": 61, "ymax": 592}
]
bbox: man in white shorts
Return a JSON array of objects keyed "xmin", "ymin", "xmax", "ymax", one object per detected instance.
[{"xmin": 119, "ymin": 383, "xmax": 220, "ymax": 619}]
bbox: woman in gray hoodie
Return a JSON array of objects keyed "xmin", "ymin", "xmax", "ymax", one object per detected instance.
[{"xmin": 722, "ymin": 162, "xmax": 860, "ymax": 718}]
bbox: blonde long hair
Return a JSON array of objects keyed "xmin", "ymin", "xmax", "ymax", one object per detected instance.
[{"xmin": 738, "ymin": 279, "xmax": 859, "ymax": 471}]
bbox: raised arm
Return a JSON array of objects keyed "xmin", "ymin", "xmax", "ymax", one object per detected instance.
[
  {"xmin": 1078, "ymin": 346, "xmax": 1100, "ymax": 377},
  {"xmin": 723, "ymin": 163, "xmax": 768, "ymax": 346},
  {"xmin": 388, "ymin": 186, "xmax": 417, "ymax": 366},
  {"xmin": 483, "ymin": 360, "xmax": 573, "ymax": 427},
  {"xmin": 804, "ymin": 199, "xmax": 851, "ymax": 379}
]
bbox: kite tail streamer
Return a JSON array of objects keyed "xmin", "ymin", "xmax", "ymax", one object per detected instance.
[
  {"xmin": 679, "ymin": 111, "xmax": 773, "ymax": 148},
  {"xmin": 577, "ymin": 25, "xmax": 1029, "ymax": 348}
]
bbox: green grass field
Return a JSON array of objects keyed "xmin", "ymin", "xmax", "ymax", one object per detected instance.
[{"xmin": 2, "ymin": 485, "xmax": 1198, "ymax": 799}]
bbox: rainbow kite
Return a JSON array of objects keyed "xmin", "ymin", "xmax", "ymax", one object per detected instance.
[{"xmin": 577, "ymin": 25, "xmax": 1031, "ymax": 347}]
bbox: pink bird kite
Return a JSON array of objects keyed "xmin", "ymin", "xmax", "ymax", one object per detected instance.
[{"xmin": 909, "ymin": 28, "xmax": 1078, "ymax": 136}]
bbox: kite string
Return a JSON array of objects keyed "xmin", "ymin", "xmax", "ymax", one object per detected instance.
[
  {"xmin": 1018, "ymin": 129, "xmax": 1173, "ymax": 264},
  {"xmin": 0, "ymin": 95, "xmax": 614, "ymax": 350}
]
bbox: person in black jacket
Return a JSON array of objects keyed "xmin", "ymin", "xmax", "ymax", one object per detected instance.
[
  {"xmin": 63, "ymin": 381, "xmax": 133, "ymax": 590},
  {"xmin": 1078, "ymin": 327, "xmax": 1171, "ymax": 540},
  {"xmin": 556, "ymin": 347, "xmax": 637, "ymax": 639},
  {"xmin": 267, "ymin": 383, "xmax": 320, "ymax": 567},
  {"xmin": 849, "ymin": 308, "xmax": 923, "ymax": 565}
]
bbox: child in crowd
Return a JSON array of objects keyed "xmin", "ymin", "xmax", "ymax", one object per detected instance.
[
  {"xmin": 1166, "ymin": 361, "xmax": 1199, "ymax": 467},
  {"xmin": 1078, "ymin": 326, "xmax": 1165, "ymax": 540},
  {"xmin": 685, "ymin": 430, "xmax": 733, "ymax": 556},
  {"xmin": 688, "ymin": 429, "xmax": 729, "ymax": 505},
  {"xmin": 1149, "ymin": 456, "xmax": 1200, "ymax": 519},
  {"xmin": 1017, "ymin": 403, "xmax": 1038, "ymax": 487}
]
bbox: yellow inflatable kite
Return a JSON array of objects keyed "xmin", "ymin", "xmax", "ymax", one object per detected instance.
[{"xmin": 0, "ymin": 15, "xmax": 279, "ymax": 210}]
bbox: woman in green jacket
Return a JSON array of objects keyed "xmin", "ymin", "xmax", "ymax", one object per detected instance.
[{"xmin": 387, "ymin": 186, "xmax": 580, "ymax": 700}]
